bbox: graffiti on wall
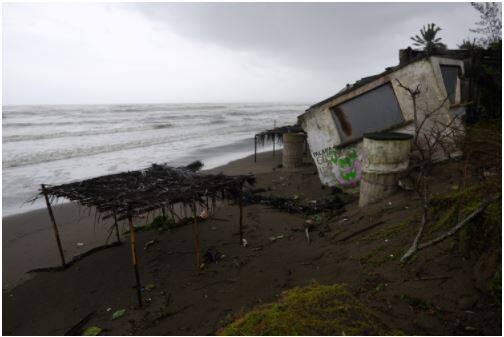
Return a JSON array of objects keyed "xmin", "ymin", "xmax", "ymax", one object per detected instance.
[{"xmin": 312, "ymin": 146, "xmax": 362, "ymax": 186}]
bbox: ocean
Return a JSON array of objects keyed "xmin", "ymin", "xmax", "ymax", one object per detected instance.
[{"xmin": 2, "ymin": 103, "xmax": 308, "ymax": 217}]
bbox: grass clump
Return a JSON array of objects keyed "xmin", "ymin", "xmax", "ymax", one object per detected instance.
[{"xmin": 217, "ymin": 283, "xmax": 398, "ymax": 336}]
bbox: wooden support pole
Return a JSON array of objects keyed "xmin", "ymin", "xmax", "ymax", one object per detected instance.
[
  {"xmin": 114, "ymin": 212, "xmax": 121, "ymax": 244},
  {"xmin": 169, "ymin": 204, "xmax": 177, "ymax": 223},
  {"xmin": 128, "ymin": 215, "xmax": 142, "ymax": 307},
  {"xmin": 254, "ymin": 136, "xmax": 257, "ymax": 163},
  {"xmin": 41, "ymin": 184, "xmax": 66, "ymax": 267},
  {"xmin": 273, "ymin": 120, "xmax": 276, "ymax": 159},
  {"xmin": 191, "ymin": 202, "xmax": 202, "ymax": 270},
  {"xmin": 239, "ymin": 188, "xmax": 244, "ymax": 245}
]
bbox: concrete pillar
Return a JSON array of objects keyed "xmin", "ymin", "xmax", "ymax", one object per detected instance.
[
  {"xmin": 359, "ymin": 132, "xmax": 413, "ymax": 207},
  {"xmin": 282, "ymin": 133, "xmax": 306, "ymax": 170}
]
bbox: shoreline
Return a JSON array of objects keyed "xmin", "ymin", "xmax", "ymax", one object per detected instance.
[
  {"xmin": 2, "ymin": 149, "xmax": 284, "ymax": 290},
  {"xmin": 2, "ymin": 140, "xmax": 280, "ymax": 218}
]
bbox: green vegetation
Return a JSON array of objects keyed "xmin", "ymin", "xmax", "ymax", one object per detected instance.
[
  {"xmin": 410, "ymin": 23, "xmax": 446, "ymax": 54},
  {"xmin": 218, "ymin": 283, "xmax": 399, "ymax": 336}
]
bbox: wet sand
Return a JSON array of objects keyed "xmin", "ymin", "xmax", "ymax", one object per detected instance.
[
  {"xmin": 2, "ymin": 150, "xmax": 285, "ymax": 290},
  {"xmin": 3, "ymin": 152, "xmax": 501, "ymax": 335}
]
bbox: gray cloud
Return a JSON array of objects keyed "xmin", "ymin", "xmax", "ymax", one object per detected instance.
[
  {"xmin": 135, "ymin": 2, "xmax": 479, "ymax": 71},
  {"xmin": 3, "ymin": 3, "xmax": 482, "ymax": 105}
]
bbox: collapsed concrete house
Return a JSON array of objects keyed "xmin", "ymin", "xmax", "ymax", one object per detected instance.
[{"xmin": 299, "ymin": 49, "xmax": 469, "ymax": 188}]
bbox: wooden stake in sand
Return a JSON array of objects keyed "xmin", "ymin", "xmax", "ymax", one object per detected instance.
[
  {"xmin": 127, "ymin": 215, "xmax": 142, "ymax": 307},
  {"xmin": 41, "ymin": 184, "xmax": 66, "ymax": 267},
  {"xmin": 191, "ymin": 202, "xmax": 202, "ymax": 270}
]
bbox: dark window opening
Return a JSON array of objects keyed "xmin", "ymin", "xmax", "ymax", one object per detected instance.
[
  {"xmin": 440, "ymin": 65, "xmax": 461, "ymax": 104},
  {"xmin": 330, "ymin": 83, "xmax": 404, "ymax": 143},
  {"xmin": 333, "ymin": 107, "xmax": 352, "ymax": 136}
]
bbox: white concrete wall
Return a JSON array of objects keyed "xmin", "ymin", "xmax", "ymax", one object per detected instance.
[{"xmin": 300, "ymin": 56, "xmax": 465, "ymax": 187}]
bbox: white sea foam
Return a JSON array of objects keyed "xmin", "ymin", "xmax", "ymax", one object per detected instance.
[{"xmin": 2, "ymin": 103, "xmax": 307, "ymax": 217}]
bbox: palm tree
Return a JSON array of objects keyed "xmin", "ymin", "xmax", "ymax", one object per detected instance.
[{"xmin": 410, "ymin": 23, "xmax": 447, "ymax": 54}]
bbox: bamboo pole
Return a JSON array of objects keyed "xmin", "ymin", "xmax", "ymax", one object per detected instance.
[
  {"xmin": 191, "ymin": 202, "xmax": 202, "ymax": 270},
  {"xmin": 41, "ymin": 184, "xmax": 66, "ymax": 267},
  {"xmin": 113, "ymin": 212, "xmax": 121, "ymax": 244},
  {"xmin": 128, "ymin": 215, "xmax": 142, "ymax": 307}
]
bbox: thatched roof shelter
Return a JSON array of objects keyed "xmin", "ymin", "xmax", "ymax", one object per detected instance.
[
  {"xmin": 254, "ymin": 124, "xmax": 304, "ymax": 147},
  {"xmin": 253, "ymin": 124, "xmax": 305, "ymax": 162},
  {"xmin": 38, "ymin": 161, "xmax": 255, "ymax": 221},
  {"xmin": 36, "ymin": 161, "xmax": 255, "ymax": 307}
]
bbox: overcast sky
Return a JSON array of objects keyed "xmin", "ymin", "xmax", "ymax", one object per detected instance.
[{"xmin": 3, "ymin": 2, "xmax": 484, "ymax": 105}]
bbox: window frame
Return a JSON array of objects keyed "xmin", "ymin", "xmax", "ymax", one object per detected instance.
[{"xmin": 329, "ymin": 82, "xmax": 405, "ymax": 145}]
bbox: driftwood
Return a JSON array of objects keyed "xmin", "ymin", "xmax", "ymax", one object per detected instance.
[
  {"xmin": 242, "ymin": 192, "xmax": 346, "ymax": 215},
  {"xmin": 28, "ymin": 241, "xmax": 122, "ymax": 273},
  {"xmin": 400, "ymin": 188, "xmax": 428, "ymax": 263},
  {"xmin": 401, "ymin": 195, "xmax": 500, "ymax": 262}
]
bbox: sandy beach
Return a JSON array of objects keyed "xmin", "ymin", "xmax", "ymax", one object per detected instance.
[
  {"xmin": 3, "ymin": 148, "xmax": 501, "ymax": 335},
  {"xmin": 2, "ymin": 150, "xmax": 284, "ymax": 290}
]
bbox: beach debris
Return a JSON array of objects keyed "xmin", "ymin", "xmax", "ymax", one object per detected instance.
[
  {"xmin": 144, "ymin": 239, "xmax": 158, "ymax": 250},
  {"xmin": 145, "ymin": 283, "xmax": 156, "ymax": 291},
  {"xmin": 398, "ymin": 178, "xmax": 414, "ymax": 191},
  {"xmin": 305, "ymin": 228, "xmax": 311, "ymax": 244},
  {"xmin": 241, "ymin": 238, "xmax": 248, "ymax": 247},
  {"xmin": 199, "ymin": 209, "xmax": 209, "ymax": 219},
  {"xmin": 65, "ymin": 311, "xmax": 95, "ymax": 336},
  {"xmin": 305, "ymin": 219, "xmax": 315, "ymax": 226},
  {"xmin": 76, "ymin": 242, "xmax": 84, "ymax": 247},
  {"xmin": 82, "ymin": 326, "xmax": 102, "ymax": 336},
  {"xmin": 269, "ymin": 234, "xmax": 285, "ymax": 242},
  {"xmin": 111, "ymin": 309, "xmax": 126, "ymax": 320},
  {"xmin": 106, "ymin": 308, "xmax": 111, "ymax": 312},
  {"xmin": 242, "ymin": 193, "xmax": 345, "ymax": 215},
  {"xmin": 203, "ymin": 247, "xmax": 223, "ymax": 263}
]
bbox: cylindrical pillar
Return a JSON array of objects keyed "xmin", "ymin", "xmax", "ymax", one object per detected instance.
[
  {"xmin": 282, "ymin": 133, "xmax": 306, "ymax": 170},
  {"xmin": 359, "ymin": 132, "xmax": 412, "ymax": 207}
]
